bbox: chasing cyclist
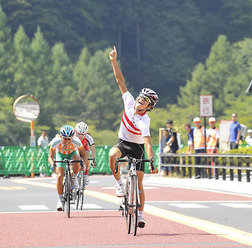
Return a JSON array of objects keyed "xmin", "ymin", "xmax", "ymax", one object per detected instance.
[
  {"xmin": 109, "ymin": 46, "xmax": 158, "ymax": 228},
  {"xmin": 48, "ymin": 125, "xmax": 86, "ymax": 211},
  {"xmin": 75, "ymin": 121, "xmax": 97, "ymax": 187}
]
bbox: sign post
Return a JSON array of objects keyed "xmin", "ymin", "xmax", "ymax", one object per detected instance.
[{"xmin": 199, "ymin": 95, "xmax": 213, "ymax": 153}]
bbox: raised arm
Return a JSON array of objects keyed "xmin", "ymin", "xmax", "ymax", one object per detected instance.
[{"xmin": 109, "ymin": 46, "xmax": 128, "ymax": 95}]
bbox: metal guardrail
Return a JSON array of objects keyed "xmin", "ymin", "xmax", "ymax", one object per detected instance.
[
  {"xmin": 0, "ymin": 145, "xmax": 160, "ymax": 177},
  {"xmin": 159, "ymin": 153, "xmax": 252, "ymax": 182}
]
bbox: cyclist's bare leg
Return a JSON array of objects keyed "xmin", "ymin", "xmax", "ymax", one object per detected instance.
[
  {"xmin": 84, "ymin": 150, "xmax": 90, "ymax": 170},
  {"xmin": 137, "ymin": 171, "xmax": 145, "ymax": 211},
  {"xmin": 109, "ymin": 147, "xmax": 122, "ymax": 180},
  {"xmin": 56, "ymin": 167, "xmax": 65, "ymax": 195},
  {"xmin": 72, "ymin": 154, "xmax": 81, "ymax": 174}
]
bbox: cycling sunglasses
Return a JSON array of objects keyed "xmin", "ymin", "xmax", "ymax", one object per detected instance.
[
  {"xmin": 139, "ymin": 94, "xmax": 151, "ymax": 103},
  {"xmin": 76, "ymin": 131, "xmax": 85, "ymax": 136},
  {"xmin": 62, "ymin": 137, "xmax": 72, "ymax": 141}
]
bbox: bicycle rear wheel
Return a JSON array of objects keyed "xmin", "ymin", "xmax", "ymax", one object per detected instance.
[
  {"xmin": 79, "ymin": 171, "xmax": 85, "ymax": 210},
  {"xmin": 125, "ymin": 178, "xmax": 131, "ymax": 234},
  {"xmin": 65, "ymin": 170, "xmax": 71, "ymax": 218},
  {"xmin": 75, "ymin": 190, "xmax": 80, "ymax": 209},
  {"xmin": 132, "ymin": 176, "xmax": 138, "ymax": 236},
  {"xmin": 75, "ymin": 172, "xmax": 82, "ymax": 209}
]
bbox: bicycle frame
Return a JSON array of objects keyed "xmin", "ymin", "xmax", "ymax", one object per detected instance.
[{"xmin": 116, "ymin": 157, "xmax": 153, "ymax": 236}]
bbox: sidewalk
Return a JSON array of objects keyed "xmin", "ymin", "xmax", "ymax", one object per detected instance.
[{"xmin": 144, "ymin": 174, "xmax": 252, "ymax": 198}]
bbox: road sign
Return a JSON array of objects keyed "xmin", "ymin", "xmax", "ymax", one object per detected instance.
[
  {"xmin": 200, "ymin": 95, "xmax": 213, "ymax": 117},
  {"xmin": 13, "ymin": 95, "xmax": 40, "ymax": 147},
  {"xmin": 13, "ymin": 95, "xmax": 40, "ymax": 123}
]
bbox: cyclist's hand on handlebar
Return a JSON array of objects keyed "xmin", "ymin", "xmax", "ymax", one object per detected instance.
[
  {"xmin": 51, "ymin": 162, "xmax": 56, "ymax": 172},
  {"xmin": 91, "ymin": 158, "xmax": 97, "ymax": 168},
  {"xmin": 149, "ymin": 157, "xmax": 157, "ymax": 174},
  {"xmin": 150, "ymin": 166, "xmax": 158, "ymax": 174}
]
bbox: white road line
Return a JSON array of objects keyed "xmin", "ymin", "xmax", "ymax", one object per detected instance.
[
  {"xmin": 18, "ymin": 205, "xmax": 49, "ymax": 210},
  {"xmin": 71, "ymin": 203, "xmax": 103, "ymax": 209},
  {"xmin": 170, "ymin": 203, "xmax": 209, "ymax": 209},
  {"xmin": 146, "ymin": 200, "xmax": 252, "ymax": 203},
  {"xmin": 102, "ymin": 186, "xmax": 157, "ymax": 190},
  {"xmin": 219, "ymin": 203, "xmax": 252, "ymax": 208}
]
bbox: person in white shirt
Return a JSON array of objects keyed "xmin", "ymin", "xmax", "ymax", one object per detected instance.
[
  {"xmin": 245, "ymin": 129, "xmax": 252, "ymax": 147},
  {"xmin": 109, "ymin": 46, "xmax": 158, "ymax": 228},
  {"xmin": 37, "ymin": 130, "xmax": 49, "ymax": 149}
]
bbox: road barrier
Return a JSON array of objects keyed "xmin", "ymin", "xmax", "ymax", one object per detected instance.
[
  {"xmin": 0, "ymin": 145, "xmax": 159, "ymax": 177},
  {"xmin": 159, "ymin": 153, "xmax": 252, "ymax": 182}
]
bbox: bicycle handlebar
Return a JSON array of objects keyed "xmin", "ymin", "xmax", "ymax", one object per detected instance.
[
  {"xmin": 88, "ymin": 158, "xmax": 97, "ymax": 168},
  {"xmin": 115, "ymin": 156, "xmax": 154, "ymax": 174},
  {"xmin": 51, "ymin": 159, "xmax": 84, "ymax": 172},
  {"xmin": 54, "ymin": 159, "xmax": 84, "ymax": 164}
]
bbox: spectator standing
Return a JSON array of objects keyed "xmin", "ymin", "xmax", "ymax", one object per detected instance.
[
  {"xmin": 165, "ymin": 120, "xmax": 179, "ymax": 153},
  {"xmin": 193, "ymin": 117, "xmax": 205, "ymax": 179},
  {"xmin": 245, "ymin": 129, "xmax": 252, "ymax": 147},
  {"xmin": 227, "ymin": 112, "xmax": 241, "ymax": 150},
  {"xmin": 37, "ymin": 130, "xmax": 49, "ymax": 149},
  {"xmin": 206, "ymin": 117, "xmax": 219, "ymax": 154},
  {"xmin": 163, "ymin": 120, "xmax": 179, "ymax": 174},
  {"xmin": 206, "ymin": 117, "xmax": 219, "ymax": 175},
  {"xmin": 184, "ymin": 123, "xmax": 194, "ymax": 155}
]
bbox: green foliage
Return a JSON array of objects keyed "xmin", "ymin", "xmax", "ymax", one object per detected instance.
[
  {"xmin": 1, "ymin": 2, "xmax": 252, "ymax": 147},
  {"xmin": 75, "ymin": 48, "xmax": 123, "ymax": 130}
]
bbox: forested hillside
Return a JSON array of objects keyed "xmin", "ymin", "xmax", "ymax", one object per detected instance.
[{"xmin": 1, "ymin": 0, "xmax": 252, "ymax": 146}]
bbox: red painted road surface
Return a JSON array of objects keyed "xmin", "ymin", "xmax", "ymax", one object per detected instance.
[
  {"xmin": 1, "ymin": 183, "xmax": 251, "ymax": 247},
  {"xmin": 0, "ymin": 211, "xmax": 247, "ymax": 248}
]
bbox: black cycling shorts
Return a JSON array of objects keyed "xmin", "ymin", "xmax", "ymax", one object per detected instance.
[{"xmin": 114, "ymin": 139, "xmax": 145, "ymax": 172}]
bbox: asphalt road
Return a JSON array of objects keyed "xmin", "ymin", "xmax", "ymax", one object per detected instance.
[{"xmin": 1, "ymin": 174, "xmax": 252, "ymax": 248}]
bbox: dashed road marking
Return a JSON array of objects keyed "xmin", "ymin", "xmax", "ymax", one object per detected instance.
[
  {"xmin": 219, "ymin": 203, "xmax": 252, "ymax": 208},
  {"xmin": 169, "ymin": 203, "xmax": 209, "ymax": 208},
  {"xmin": 71, "ymin": 203, "xmax": 103, "ymax": 209},
  {"xmin": 0, "ymin": 186, "xmax": 26, "ymax": 190},
  {"xmin": 19, "ymin": 205, "xmax": 49, "ymax": 210}
]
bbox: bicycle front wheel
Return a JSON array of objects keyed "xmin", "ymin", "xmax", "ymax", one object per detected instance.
[
  {"xmin": 132, "ymin": 175, "xmax": 138, "ymax": 236},
  {"xmin": 65, "ymin": 170, "xmax": 71, "ymax": 218},
  {"xmin": 125, "ymin": 177, "xmax": 131, "ymax": 234}
]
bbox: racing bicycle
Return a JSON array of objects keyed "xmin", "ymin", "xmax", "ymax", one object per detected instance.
[
  {"xmin": 116, "ymin": 156, "xmax": 154, "ymax": 236},
  {"xmin": 54, "ymin": 159, "xmax": 83, "ymax": 218},
  {"xmin": 75, "ymin": 158, "xmax": 96, "ymax": 210}
]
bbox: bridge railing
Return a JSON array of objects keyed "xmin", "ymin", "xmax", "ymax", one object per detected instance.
[
  {"xmin": 159, "ymin": 153, "xmax": 252, "ymax": 182},
  {"xmin": 0, "ymin": 145, "xmax": 160, "ymax": 177}
]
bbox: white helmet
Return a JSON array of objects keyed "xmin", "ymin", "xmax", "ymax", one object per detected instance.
[{"xmin": 75, "ymin": 122, "xmax": 88, "ymax": 134}]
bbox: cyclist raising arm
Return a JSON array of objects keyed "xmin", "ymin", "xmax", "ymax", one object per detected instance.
[
  {"xmin": 109, "ymin": 46, "xmax": 158, "ymax": 228},
  {"xmin": 48, "ymin": 125, "xmax": 86, "ymax": 211},
  {"xmin": 75, "ymin": 121, "xmax": 97, "ymax": 187}
]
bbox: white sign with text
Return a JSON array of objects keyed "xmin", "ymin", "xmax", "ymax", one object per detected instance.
[{"xmin": 200, "ymin": 95, "xmax": 213, "ymax": 117}]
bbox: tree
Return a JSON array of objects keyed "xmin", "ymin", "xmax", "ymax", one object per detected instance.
[
  {"xmin": 75, "ymin": 47, "xmax": 122, "ymax": 130},
  {"xmin": 12, "ymin": 25, "xmax": 33, "ymax": 97},
  {"xmin": 0, "ymin": 4, "xmax": 14, "ymax": 96}
]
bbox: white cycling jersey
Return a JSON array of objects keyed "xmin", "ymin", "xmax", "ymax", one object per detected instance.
[
  {"xmin": 85, "ymin": 133, "xmax": 95, "ymax": 146},
  {"xmin": 118, "ymin": 91, "xmax": 150, "ymax": 144}
]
